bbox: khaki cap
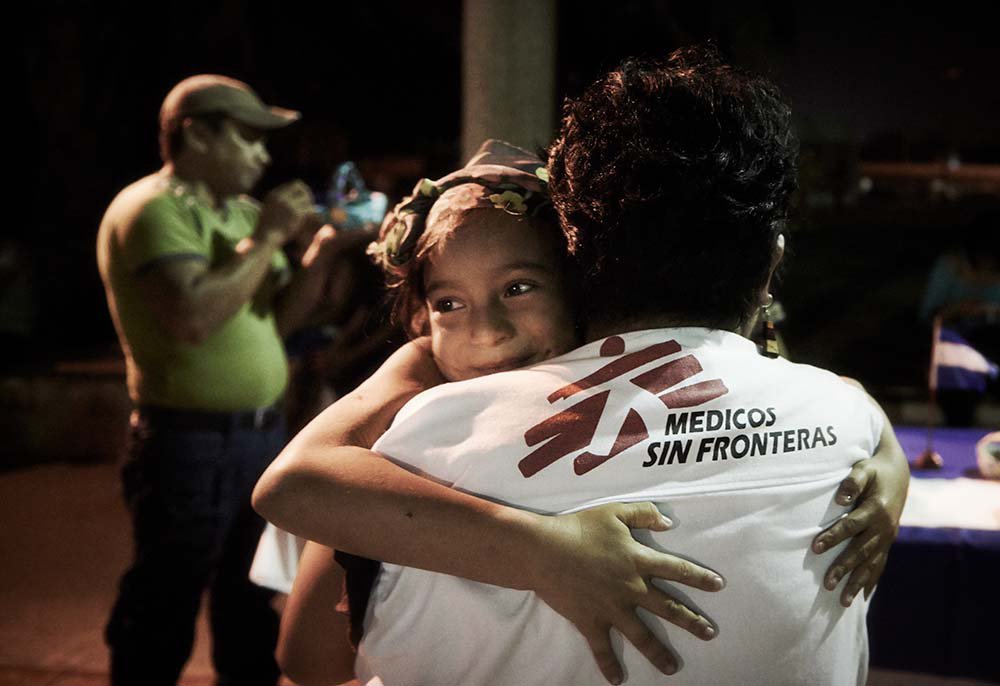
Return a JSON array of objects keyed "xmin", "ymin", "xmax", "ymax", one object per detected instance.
[{"xmin": 160, "ymin": 74, "xmax": 300, "ymax": 132}]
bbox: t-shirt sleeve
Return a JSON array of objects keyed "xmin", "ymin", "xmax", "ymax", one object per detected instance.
[
  {"xmin": 122, "ymin": 196, "xmax": 207, "ymax": 273},
  {"xmin": 868, "ymin": 395, "xmax": 886, "ymax": 454},
  {"xmin": 842, "ymin": 381, "xmax": 885, "ymax": 457},
  {"xmin": 372, "ymin": 383, "xmax": 489, "ymax": 483}
]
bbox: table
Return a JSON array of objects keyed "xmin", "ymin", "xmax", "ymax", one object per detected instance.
[{"xmin": 866, "ymin": 426, "xmax": 999, "ymax": 683}]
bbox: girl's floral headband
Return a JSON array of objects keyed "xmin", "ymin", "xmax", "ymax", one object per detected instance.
[{"xmin": 368, "ymin": 139, "xmax": 551, "ymax": 276}]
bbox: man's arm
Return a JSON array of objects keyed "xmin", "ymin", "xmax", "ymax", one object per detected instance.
[
  {"xmin": 254, "ymin": 340, "xmax": 722, "ymax": 684},
  {"xmin": 137, "ymin": 181, "xmax": 313, "ymax": 344}
]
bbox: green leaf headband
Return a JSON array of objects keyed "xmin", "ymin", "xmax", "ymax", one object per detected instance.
[{"xmin": 369, "ymin": 139, "xmax": 551, "ymax": 277}]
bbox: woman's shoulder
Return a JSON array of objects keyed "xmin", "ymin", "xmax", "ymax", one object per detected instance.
[{"xmin": 763, "ymin": 355, "xmax": 873, "ymax": 402}]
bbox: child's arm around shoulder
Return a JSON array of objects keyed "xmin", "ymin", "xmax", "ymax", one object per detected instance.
[
  {"xmin": 253, "ymin": 337, "xmax": 725, "ymax": 684},
  {"xmin": 811, "ymin": 376, "xmax": 909, "ymax": 606},
  {"xmin": 260, "ymin": 339, "xmax": 445, "ymax": 686},
  {"xmin": 253, "ymin": 336, "xmax": 446, "ymax": 545},
  {"xmin": 301, "ymin": 336, "xmax": 444, "ymax": 450}
]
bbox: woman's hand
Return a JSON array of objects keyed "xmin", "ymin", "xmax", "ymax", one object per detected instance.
[
  {"xmin": 529, "ymin": 502, "xmax": 724, "ymax": 684},
  {"xmin": 811, "ymin": 441, "xmax": 909, "ymax": 606}
]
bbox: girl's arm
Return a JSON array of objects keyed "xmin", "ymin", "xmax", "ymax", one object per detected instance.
[
  {"xmin": 254, "ymin": 339, "xmax": 723, "ymax": 684},
  {"xmin": 277, "ymin": 541, "xmax": 355, "ymax": 686},
  {"xmin": 811, "ymin": 384, "xmax": 910, "ymax": 606},
  {"xmin": 272, "ymin": 338, "xmax": 440, "ymax": 685}
]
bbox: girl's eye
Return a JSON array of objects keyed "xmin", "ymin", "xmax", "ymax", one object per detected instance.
[
  {"xmin": 504, "ymin": 282, "xmax": 536, "ymax": 298},
  {"xmin": 432, "ymin": 297, "xmax": 464, "ymax": 313}
]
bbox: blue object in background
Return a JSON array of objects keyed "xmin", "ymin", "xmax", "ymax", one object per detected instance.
[{"xmin": 317, "ymin": 162, "xmax": 388, "ymax": 231}]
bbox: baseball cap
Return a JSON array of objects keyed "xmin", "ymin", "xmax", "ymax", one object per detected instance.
[{"xmin": 160, "ymin": 74, "xmax": 300, "ymax": 132}]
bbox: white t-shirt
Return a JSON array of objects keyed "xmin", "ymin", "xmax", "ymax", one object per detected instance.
[
  {"xmin": 358, "ymin": 328, "xmax": 883, "ymax": 686},
  {"xmin": 249, "ymin": 523, "xmax": 305, "ymax": 594}
]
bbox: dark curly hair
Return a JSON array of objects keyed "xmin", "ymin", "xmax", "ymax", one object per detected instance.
[{"xmin": 548, "ymin": 45, "xmax": 798, "ymax": 332}]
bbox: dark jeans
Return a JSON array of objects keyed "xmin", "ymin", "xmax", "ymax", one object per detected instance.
[{"xmin": 105, "ymin": 409, "xmax": 286, "ymax": 686}]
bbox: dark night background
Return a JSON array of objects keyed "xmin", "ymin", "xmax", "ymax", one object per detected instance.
[
  {"xmin": 13, "ymin": 1, "xmax": 1000, "ymax": 398},
  {"xmin": 4, "ymin": 7, "xmax": 997, "ymax": 681}
]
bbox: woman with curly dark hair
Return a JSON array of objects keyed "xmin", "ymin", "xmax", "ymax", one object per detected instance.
[
  {"xmin": 256, "ymin": 46, "xmax": 908, "ymax": 685},
  {"xmin": 549, "ymin": 47, "xmax": 798, "ymax": 335}
]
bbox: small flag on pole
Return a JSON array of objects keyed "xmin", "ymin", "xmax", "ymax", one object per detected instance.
[
  {"xmin": 916, "ymin": 318, "xmax": 998, "ymax": 470},
  {"xmin": 931, "ymin": 325, "xmax": 999, "ymax": 393}
]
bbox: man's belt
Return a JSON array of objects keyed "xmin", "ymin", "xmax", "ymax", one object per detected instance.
[{"xmin": 132, "ymin": 403, "xmax": 283, "ymax": 432}]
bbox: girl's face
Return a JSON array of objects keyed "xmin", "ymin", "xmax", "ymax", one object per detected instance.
[{"xmin": 422, "ymin": 210, "xmax": 577, "ymax": 382}]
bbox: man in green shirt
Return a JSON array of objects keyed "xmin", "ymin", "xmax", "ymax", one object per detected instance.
[{"xmin": 97, "ymin": 74, "xmax": 343, "ymax": 686}]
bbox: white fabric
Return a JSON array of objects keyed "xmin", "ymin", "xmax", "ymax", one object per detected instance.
[
  {"xmin": 900, "ymin": 478, "xmax": 1000, "ymax": 530},
  {"xmin": 249, "ymin": 523, "xmax": 305, "ymax": 594},
  {"xmin": 357, "ymin": 328, "xmax": 883, "ymax": 686},
  {"xmin": 934, "ymin": 340, "xmax": 996, "ymax": 374}
]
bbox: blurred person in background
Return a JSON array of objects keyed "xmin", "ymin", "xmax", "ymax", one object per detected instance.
[
  {"xmin": 96, "ymin": 74, "xmax": 350, "ymax": 686},
  {"xmin": 920, "ymin": 206, "xmax": 1000, "ymax": 425}
]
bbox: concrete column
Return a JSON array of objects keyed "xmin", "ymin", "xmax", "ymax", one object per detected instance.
[{"xmin": 461, "ymin": 0, "xmax": 557, "ymax": 162}]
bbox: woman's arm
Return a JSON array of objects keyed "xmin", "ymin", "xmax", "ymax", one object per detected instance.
[
  {"xmin": 811, "ymin": 385, "xmax": 909, "ymax": 606},
  {"xmin": 278, "ymin": 541, "xmax": 355, "ymax": 686},
  {"xmin": 254, "ymin": 339, "xmax": 722, "ymax": 684}
]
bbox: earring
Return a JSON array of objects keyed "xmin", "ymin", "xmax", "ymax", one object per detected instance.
[{"xmin": 762, "ymin": 293, "xmax": 779, "ymax": 358}]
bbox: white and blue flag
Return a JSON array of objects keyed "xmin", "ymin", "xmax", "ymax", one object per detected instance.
[{"xmin": 932, "ymin": 326, "xmax": 999, "ymax": 392}]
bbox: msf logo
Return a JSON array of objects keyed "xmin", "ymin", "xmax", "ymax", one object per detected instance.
[{"xmin": 518, "ymin": 336, "xmax": 728, "ymax": 478}]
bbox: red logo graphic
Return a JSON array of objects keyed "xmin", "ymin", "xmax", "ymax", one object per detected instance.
[{"xmin": 519, "ymin": 336, "xmax": 728, "ymax": 477}]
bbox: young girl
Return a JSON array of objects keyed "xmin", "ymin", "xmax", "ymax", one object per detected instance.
[{"xmin": 255, "ymin": 140, "xmax": 908, "ymax": 686}]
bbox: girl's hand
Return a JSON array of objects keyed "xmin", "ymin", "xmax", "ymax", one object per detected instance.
[
  {"xmin": 811, "ymin": 452, "xmax": 908, "ymax": 606},
  {"xmin": 530, "ymin": 502, "xmax": 724, "ymax": 684}
]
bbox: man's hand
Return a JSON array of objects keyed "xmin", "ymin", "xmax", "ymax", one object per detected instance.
[
  {"xmin": 812, "ymin": 456, "xmax": 907, "ymax": 606},
  {"xmin": 256, "ymin": 180, "xmax": 317, "ymax": 246},
  {"xmin": 531, "ymin": 502, "xmax": 724, "ymax": 684}
]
